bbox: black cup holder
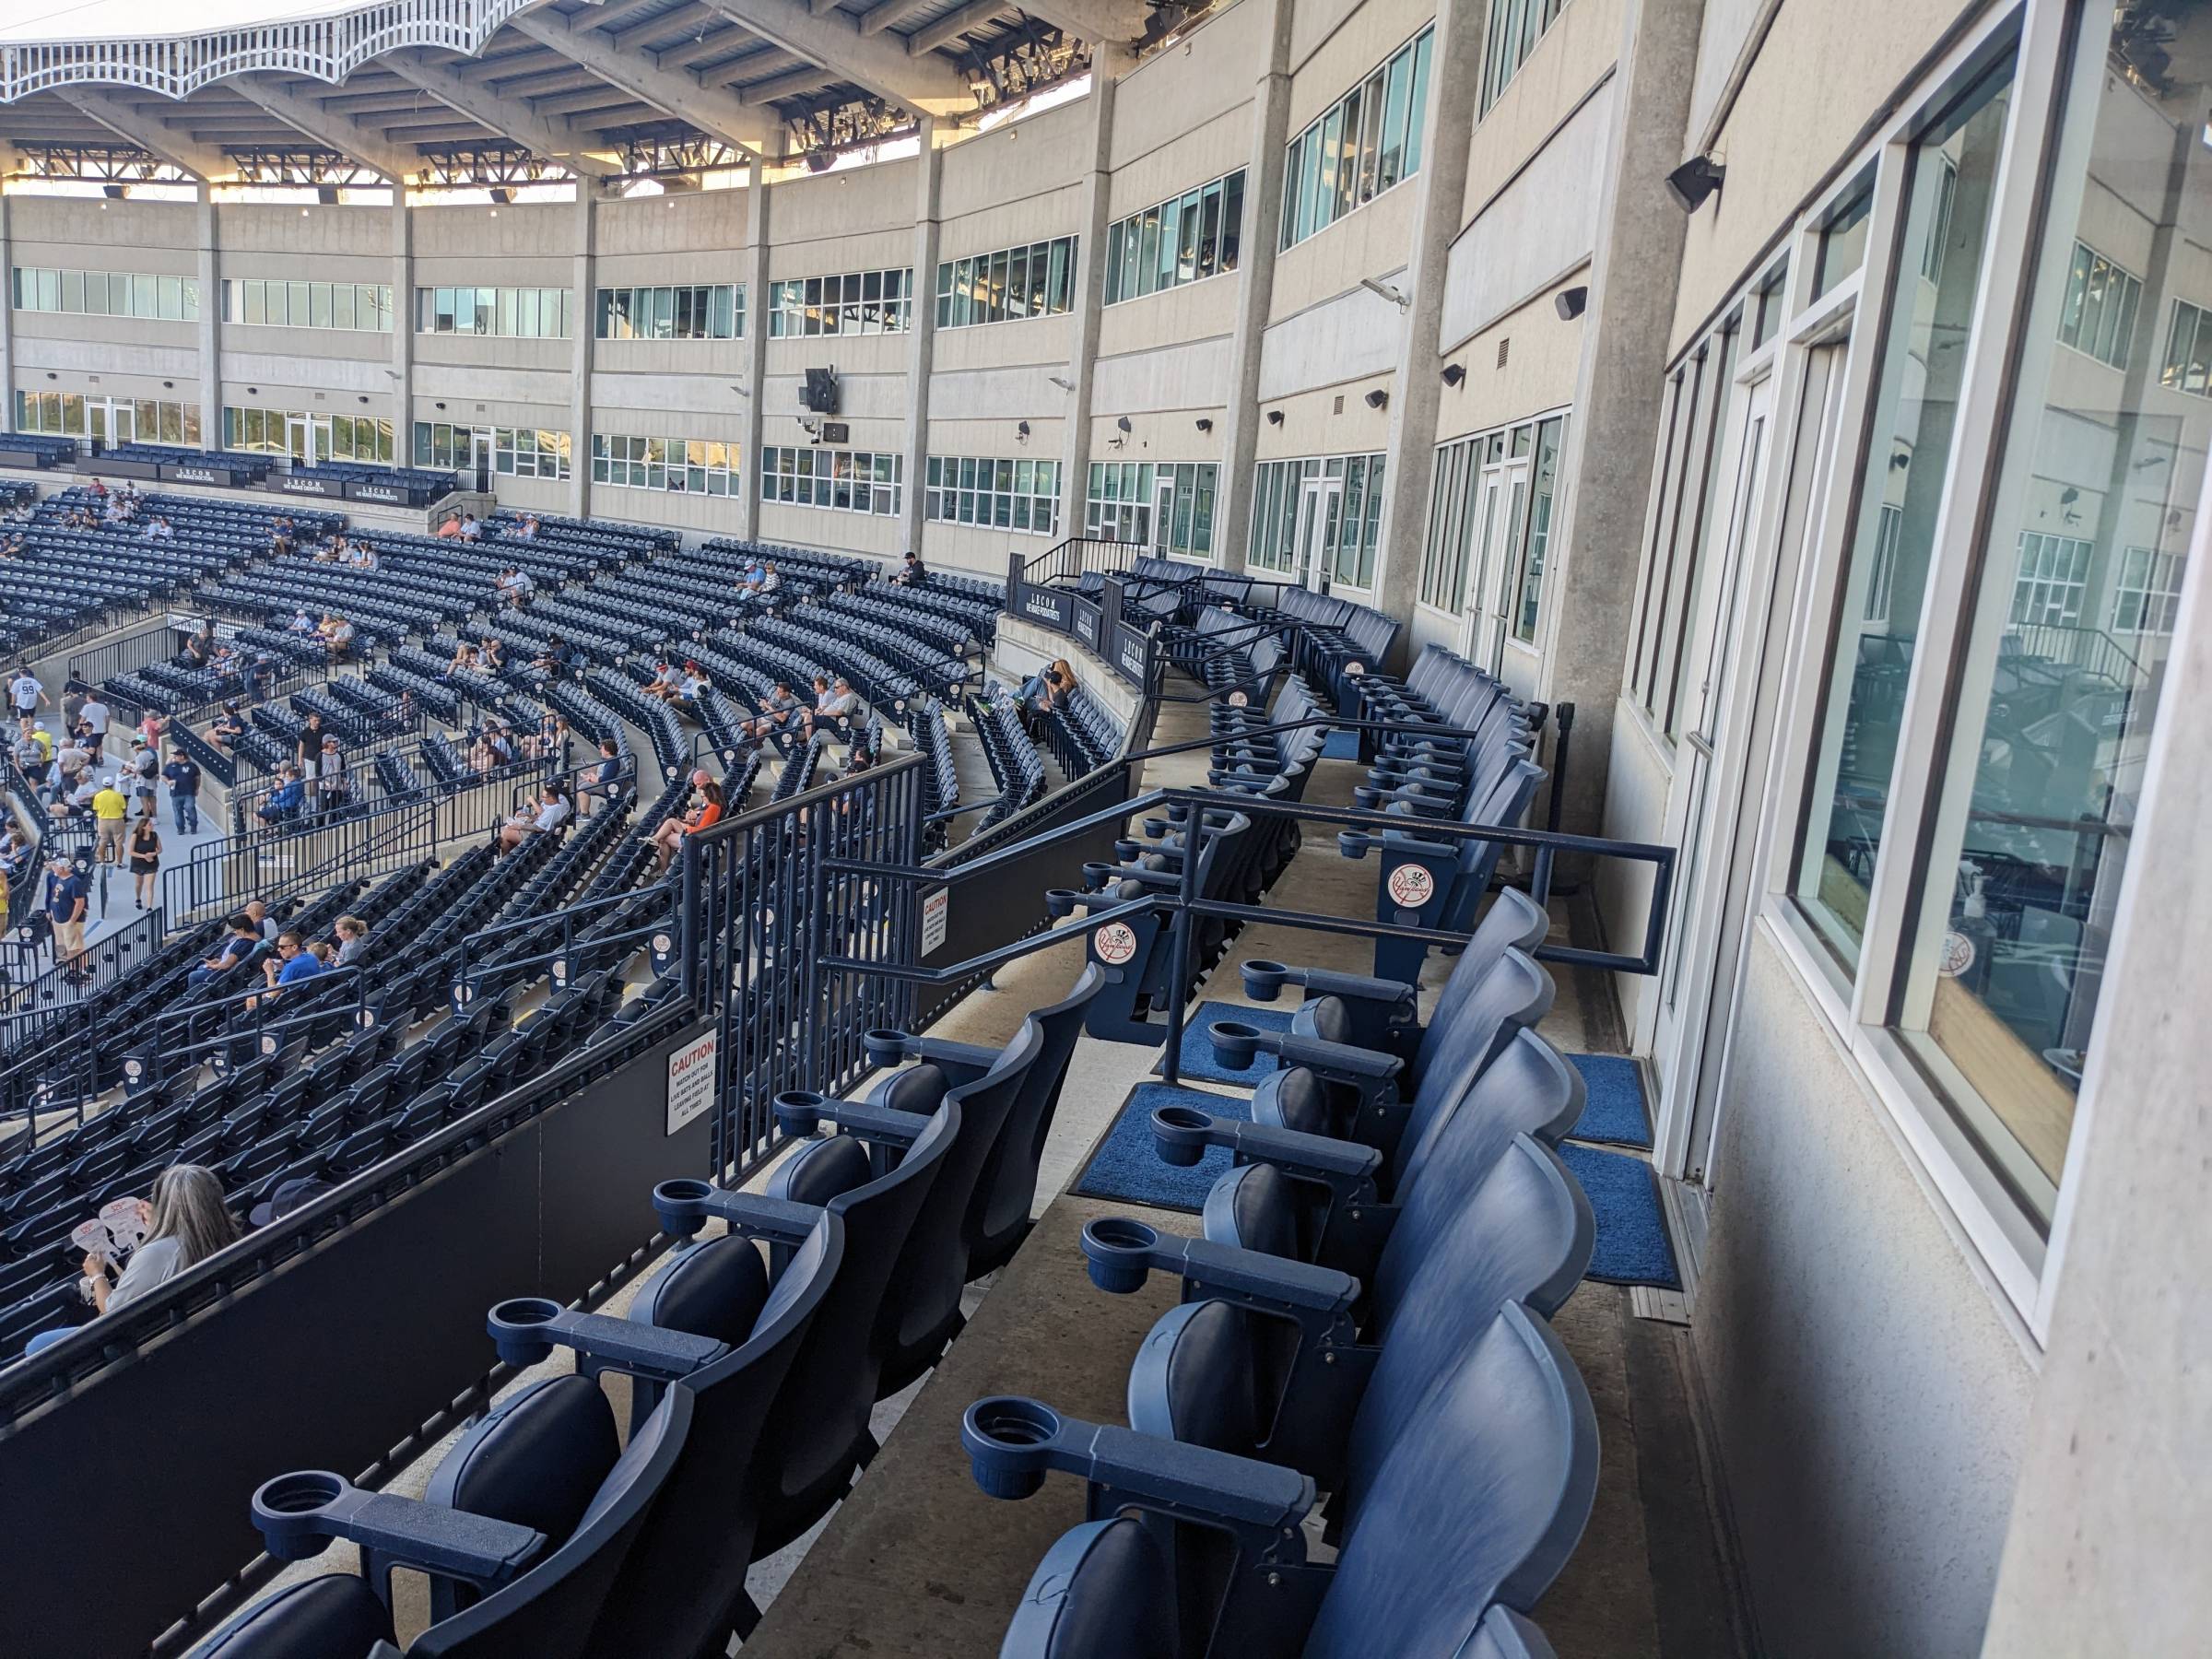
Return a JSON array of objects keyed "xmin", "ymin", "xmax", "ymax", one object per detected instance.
[
  {"xmin": 486, "ymin": 1297, "xmax": 563, "ymax": 1367},
  {"xmin": 1240, "ymin": 960, "xmax": 1289, "ymax": 1002},
  {"xmin": 653, "ymin": 1177, "xmax": 715, "ymax": 1239},
  {"xmin": 252, "ymin": 1470, "xmax": 349, "ymax": 1561},
  {"xmin": 963, "ymin": 1396, "xmax": 1064, "ymax": 1500},
  {"xmin": 1150, "ymin": 1103, "xmax": 1215, "ymax": 1168},
  {"xmin": 1080, "ymin": 1216, "xmax": 1161, "ymax": 1293},
  {"xmin": 862, "ymin": 1029, "xmax": 909, "ymax": 1066},
  {"xmin": 1208, "ymin": 1020, "xmax": 1263, "ymax": 1068},
  {"xmin": 773, "ymin": 1090, "xmax": 828, "ymax": 1134}
]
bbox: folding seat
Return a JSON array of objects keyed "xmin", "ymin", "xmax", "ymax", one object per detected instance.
[
  {"xmin": 1079, "ymin": 1125, "xmax": 1589, "ymax": 1496},
  {"xmin": 1161, "ymin": 968, "xmax": 1571, "ymax": 1278},
  {"xmin": 633, "ymin": 1096, "xmax": 958, "ymax": 1556},
  {"xmin": 782, "ymin": 1013, "xmax": 1044, "ymax": 1396},
  {"xmin": 1065, "ymin": 811, "xmax": 1253, "ymax": 1046},
  {"xmin": 1230, "ymin": 885, "xmax": 1548, "ymax": 1088},
  {"xmin": 964, "ymin": 1300, "xmax": 1594, "ymax": 1659},
  {"xmin": 186, "ymin": 1376, "xmax": 692, "ymax": 1659}
]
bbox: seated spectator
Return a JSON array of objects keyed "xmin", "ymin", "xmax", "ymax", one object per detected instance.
[
  {"xmin": 256, "ymin": 766, "xmax": 306, "ymax": 825},
  {"xmin": 743, "ymin": 681, "xmax": 801, "ymax": 744},
  {"xmin": 478, "ymin": 635, "xmax": 505, "ymax": 673},
  {"xmin": 435, "ymin": 512, "xmax": 464, "ymax": 540},
  {"xmin": 531, "ymin": 635, "xmax": 573, "ymax": 676},
  {"xmin": 515, "ymin": 514, "xmax": 542, "ymax": 542},
  {"xmin": 458, "ymin": 513, "xmax": 483, "ymax": 542},
  {"xmin": 804, "ymin": 676, "xmax": 858, "ymax": 738},
  {"xmin": 179, "ymin": 624, "xmax": 215, "ymax": 670},
  {"xmin": 893, "ymin": 549, "xmax": 926, "ymax": 587},
  {"xmin": 641, "ymin": 659, "xmax": 679, "ymax": 702},
  {"xmin": 499, "ymin": 782, "xmax": 574, "ymax": 853},
  {"xmin": 671, "ymin": 661, "xmax": 709, "ymax": 716},
  {"xmin": 65, "ymin": 1166, "xmax": 240, "ymax": 1330},
  {"xmin": 444, "ymin": 641, "xmax": 480, "ymax": 679},
  {"xmin": 331, "ymin": 915, "xmax": 369, "ymax": 967},
  {"xmin": 650, "ymin": 774, "xmax": 724, "ymax": 873},
  {"xmin": 209, "ymin": 701, "xmax": 247, "ymax": 751},
  {"xmin": 467, "ymin": 729, "xmax": 499, "ymax": 772},
  {"xmin": 759, "ymin": 562, "xmax": 782, "ymax": 601},
  {"xmin": 531, "ymin": 712, "xmax": 569, "ymax": 766},
  {"xmin": 486, "ymin": 724, "xmax": 516, "ymax": 767},
  {"xmin": 581, "ymin": 737, "xmax": 624, "ymax": 817},
  {"xmin": 0, "ymin": 821, "xmax": 32, "ymax": 886},
  {"xmin": 495, "ymin": 565, "xmax": 533, "ymax": 605},
  {"xmin": 318, "ymin": 614, "xmax": 356, "ymax": 661},
  {"xmin": 250, "ymin": 929, "xmax": 324, "ymax": 1008},
  {"xmin": 288, "ymin": 606, "xmax": 317, "ymax": 636}
]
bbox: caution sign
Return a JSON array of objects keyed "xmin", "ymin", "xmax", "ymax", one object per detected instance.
[
  {"xmin": 1387, "ymin": 865, "xmax": 1436, "ymax": 909},
  {"xmin": 665, "ymin": 1027, "xmax": 718, "ymax": 1136},
  {"xmin": 921, "ymin": 887, "xmax": 949, "ymax": 957},
  {"xmin": 1093, "ymin": 921, "xmax": 1139, "ymax": 965}
]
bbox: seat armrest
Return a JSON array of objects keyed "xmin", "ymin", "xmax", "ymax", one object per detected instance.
[
  {"xmin": 652, "ymin": 1180, "xmax": 824, "ymax": 1246},
  {"xmin": 962, "ymin": 1396, "xmax": 1315, "ymax": 1557},
  {"xmin": 1240, "ymin": 962, "xmax": 1417, "ymax": 1014},
  {"xmin": 249, "ymin": 1472, "xmax": 544, "ymax": 1590},
  {"xmin": 860, "ymin": 1028, "xmax": 996, "ymax": 1082},
  {"xmin": 1149, "ymin": 1104, "xmax": 1382, "ymax": 1192},
  {"xmin": 772, "ymin": 1089, "xmax": 930, "ymax": 1147},
  {"xmin": 485, "ymin": 1299, "xmax": 728, "ymax": 1380},
  {"xmin": 1208, "ymin": 1027, "xmax": 1401, "ymax": 1084},
  {"xmin": 1077, "ymin": 1217, "xmax": 1359, "ymax": 1342}
]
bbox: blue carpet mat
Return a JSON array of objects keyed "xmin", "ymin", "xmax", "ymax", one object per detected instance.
[
  {"xmin": 1152, "ymin": 1000, "xmax": 1294, "ymax": 1087},
  {"xmin": 1566, "ymin": 1053, "xmax": 1653, "ymax": 1149},
  {"xmin": 1072, "ymin": 1083, "xmax": 1248, "ymax": 1214},
  {"xmin": 1557, "ymin": 1143, "xmax": 1680, "ymax": 1288},
  {"xmin": 1320, "ymin": 730, "xmax": 1362, "ymax": 759}
]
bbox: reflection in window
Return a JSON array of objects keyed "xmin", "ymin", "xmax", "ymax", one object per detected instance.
[
  {"xmin": 1894, "ymin": 6, "xmax": 2210, "ymax": 1218},
  {"xmin": 1813, "ymin": 172, "xmax": 1875, "ymax": 299},
  {"xmin": 2157, "ymin": 296, "xmax": 2212, "ymax": 394},
  {"xmin": 1085, "ymin": 462, "xmax": 1218, "ymax": 557},
  {"xmin": 1280, "ymin": 29, "xmax": 1430, "ymax": 250},
  {"xmin": 760, "ymin": 445, "xmax": 900, "ymax": 514},
  {"xmin": 2053, "ymin": 242, "xmax": 2140, "ymax": 370},
  {"xmin": 1513, "ymin": 417, "xmax": 1565, "ymax": 641},
  {"xmin": 939, "ymin": 239, "xmax": 1077, "ymax": 326},
  {"xmin": 1792, "ymin": 57, "xmax": 2014, "ymax": 968},
  {"xmin": 1106, "ymin": 176, "xmax": 1241, "ymax": 305},
  {"xmin": 924, "ymin": 456, "xmax": 1062, "ymax": 534},
  {"xmin": 1247, "ymin": 454, "xmax": 1385, "ymax": 583}
]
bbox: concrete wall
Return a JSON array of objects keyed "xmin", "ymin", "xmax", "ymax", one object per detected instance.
[{"xmin": 1699, "ymin": 932, "xmax": 2034, "ymax": 1657}]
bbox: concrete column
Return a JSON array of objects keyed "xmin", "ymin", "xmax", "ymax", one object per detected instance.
[
  {"xmin": 900, "ymin": 116, "xmax": 946, "ymax": 558},
  {"xmin": 738, "ymin": 147, "xmax": 775, "ymax": 543},
  {"xmin": 1372, "ymin": 0, "xmax": 1487, "ymax": 623},
  {"xmin": 195, "ymin": 184, "xmax": 219, "ymax": 449},
  {"xmin": 1057, "ymin": 45, "xmax": 1135, "ymax": 543},
  {"xmin": 389, "ymin": 192, "xmax": 413, "ymax": 469},
  {"xmin": 0, "ymin": 194, "xmax": 13, "ymax": 434},
  {"xmin": 567, "ymin": 184, "xmax": 596, "ymax": 519},
  {"xmin": 1976, "ymin": 488, "xmax": 2212, "ymax": 1653},
  {"xmin": 1529, "ymin": 0, "xmax": 1703, "ymax": 841},
  {"xmin": 1213, "ymin": 0, "xmax": 1295, "ymax": 573}
]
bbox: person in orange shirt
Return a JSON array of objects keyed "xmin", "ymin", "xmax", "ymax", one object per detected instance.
[{"xmin": 650, "ymin": 771, "xmax": 724, "ymax": 874}]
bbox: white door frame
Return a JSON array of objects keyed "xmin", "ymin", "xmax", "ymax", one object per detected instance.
[{"xmin": 1295, "ymin": 474, "xmax": 1342, "ymax": 594}]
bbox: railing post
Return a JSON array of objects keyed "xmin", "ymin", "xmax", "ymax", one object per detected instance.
[
  {"xmin": 1160, "ymin": 816, "xmax": 1198, "ymax": 1086},
  {"xmin": 677, "ymin": 833, "xmax": 702, "ymax": 1010}
]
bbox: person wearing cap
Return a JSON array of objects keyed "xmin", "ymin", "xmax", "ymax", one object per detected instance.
[
  {"xmin": 744, "ymin": 680, "xmax": 800, "ymax": 745},
  {"xmin": 45, "ymin": 854, "xmax": 87, "ymax": 972},
  {"xmin": 12, "ymin": 719, "xmax": 46, "ymax": 788},
  {"xmin": 92, "ymin": 776, "xmax": 129, "ymax": 865},
  {"xmin": 128, "ymin": 735, "xmax": 159, "ymax": 810},
  {"xmin": 893, "ymin": 548, "xmax": 926, "ymax": 587},
  {"xmin": 250, "ymin": 1175, "xmax": 335, "ymax": 1230},
  {"xmin": 642, "ymin": 659, "xmax": 680, "ymax": 702},
  {"xmin": 499, "ymin": 782, "xmax": 574, "ymax": 853},
  {"xmin": 671, "ymin": 661, "xmax": 708, "ymax": 716},
  {"xmin": 79, "ymin": 693, "xmax": 110, "ymax": 759}
]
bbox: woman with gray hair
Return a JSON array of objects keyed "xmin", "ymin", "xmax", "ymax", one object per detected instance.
[{"xmin": 82, "ymin": 1164, "xmax": 240, "ymax": 1317}]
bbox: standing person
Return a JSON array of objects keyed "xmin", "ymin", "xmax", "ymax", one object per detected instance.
[
  {"xmin": 78, "ymin": 691, "xmax": 110, "ymax": 759},
  {"xmin": 127, "ymin": 811, "xmax": 160, "ymax": 911},
  {"xmin": 162, "ymin": 747, "xmax": 202, "ymax": 834},
  {"xmin": 315, "ymin": 735, "xmax": 349, "ymax": 818},
  {"xmin": 128, "ymin": 736, "xmax": 160, "ymax": 818},
  {"xmin": 296, "ymin": 712, "xmax": 325, "ymax": 781},
  {"xmin": 92, "ymin": 775, "xmax": 129, "ymax": 867},
  {"xmin": 9, "ymin": 665, "xmax": 44, "ymax": 723},
  {"xmin": 46, "ymin": 854, "xmax": 87, "ymax": 979},
  {"xmin": 12, "ymin": 720, "xmax": 47, "ymax": 789}
]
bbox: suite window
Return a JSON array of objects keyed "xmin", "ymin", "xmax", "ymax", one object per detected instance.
[
  {"xmin": 1480, "ymin": 0, "xmax": 1568, "ymax": 114},
  {"xmin": 16, "ymin": 389, "xmax": 198, "ymax": 447},
  {"xmin": 415, "ymin": 286, "xmax": 571, "ymax": 337},
  {"xmin": 1281, "ymin": 29, "xmax": 1431, "ymax": 251},
  {"xmin": 1876, "ymin": 8, "xmax": 2210, "ymax": 1223},
  {"xmin": 1105, "ymin": 175, "xmax": 1241, "ymax": 305},
  {"xmin": 936, "ymin": 237, "xmax": 1076, "ymax": 329},
  {"xmin": 924, "ymin": 456, "xmax": 1061, "ymax": 534},
  {"xmin": 760, "ymin": 445, "xmax": 901, "ymax": 514},
  {"xmin": 1085, "ymin": 462, "xmax": 1217, "ymax": 557},
  {"xmin": 766, "ymin": 269, "xmax": 912, "ymax": 337},
  {"xmin": 594, "ymin": 283, "xmax": 745, "ymax": 340},
  {"xmin": 10, "ymin": 265, "xmax": 198, "ymax": 322},
  {"xmin": 222, "ymin": 406, "xmax": 394, "ymax": 463},
  {"xmin": 589, "ymin": 432, "xmax": 740, "ymax": 495},
  {"xmin": 416, "ymin": 421, "xmax": 571, "ymax": 481},
  {"xmin": 1813, "ymin": 171, "xmax": 1875, "ymax": 300},
  {"xmin": 2157, "ymin": 297, "xmax": 2212, "ymax": 394},
  {"xmin": 1790, "ymin": 59, "xmax": 2013, "ymax": 974},
  {"xmin": 222, "ymin": 278, "xmax": 394, "ymax": 332},
  {"xmin": 1246, "ymin": 454, "xmax": 1384, "ymax": 582},
  {"xmin": 2053, "ymin": 242, "xmax": 2140, "ymax": 371}
]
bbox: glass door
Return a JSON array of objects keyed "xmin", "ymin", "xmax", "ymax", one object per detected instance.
[
  {"xmin": 467, "ymin": 429, "xmax": 494, "ymax": 491},
  {"xmin": 285, "ymin": 415, "xmax": 313, "ymax": 465},
  {"xmin": 1293, "ymin": 476, "xmax": 1342, "ymax": 594},
  {"xmin": 1462, "ymin": 460, "xmax": 1529, "ymax": 672},
  {"xmin": 1151, "ymin": 473, "xmax": 1176, "ymax": 557}
]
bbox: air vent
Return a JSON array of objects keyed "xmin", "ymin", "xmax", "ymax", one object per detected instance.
[
  {"xmin": 1333, "ymin": 394, "xmax": 1344, "ymax": 415},
  {"xmin": 1497, "ymin": 337, "xmax": 1511, "ymax": 370}
]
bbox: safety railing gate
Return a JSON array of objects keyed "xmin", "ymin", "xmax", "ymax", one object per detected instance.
[{"xmin": 677, "ymin": 750, "xmax": 928, "ymax": 1182}]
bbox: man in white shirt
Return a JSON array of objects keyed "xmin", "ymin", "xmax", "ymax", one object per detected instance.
[
  {"xmin": 79, "ymin": 696, "xmax": 111, "ymax": 756},
  {"xmin": 9, "ymin": 668, "xmax": 44, "ymax": 721}
]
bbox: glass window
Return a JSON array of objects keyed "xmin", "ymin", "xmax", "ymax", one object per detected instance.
[
  {"xmin": 1513, "ymin": 416, "xmax": 1565, "ymax": 641},
  {"xmin": 1791, "ymin": 55, "xmax": 2015, "ymax": 970},
  {"xmin": 1814, "ymin": 172, "xmax": 1876, "ymax": 300},
  {"xmin": 1889, "ymin": 9, "xmax": 2209, "ymax": 1219}
]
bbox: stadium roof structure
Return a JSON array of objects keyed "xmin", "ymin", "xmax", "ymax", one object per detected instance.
[{"xmin": 0, "ymin": 0, "xmax": 1169, "ymax": 184}]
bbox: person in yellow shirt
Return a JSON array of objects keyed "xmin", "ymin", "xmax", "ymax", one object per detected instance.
[
  {"xmin": 92, "ymin": 777, "xmax": 129, "ymax": 866},
  {"xmin": 30, "ymin": 723, "xmax": 51, "ymax": 762}
]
